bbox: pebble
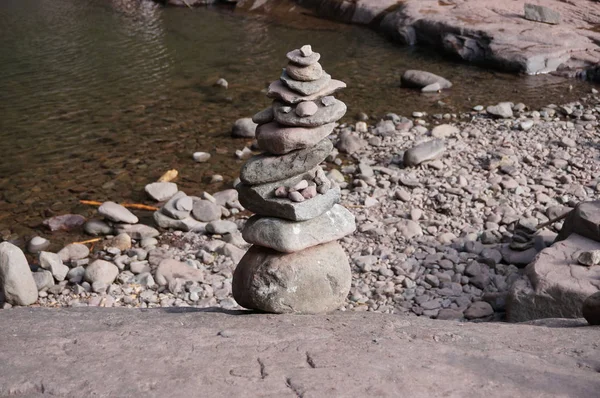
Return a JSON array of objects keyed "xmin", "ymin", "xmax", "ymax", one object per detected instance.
[
  {"xmin": 27, "ymin": 236, "xmax": 50, "ymax": 254},
  {"xmin": 193, "ymin": 152, "xmax": 211, "ymax": 163}
]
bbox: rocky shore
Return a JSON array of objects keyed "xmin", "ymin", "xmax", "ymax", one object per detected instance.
[{"xmin": 1, "ymin": 88, "xmax": 599, "ymax": 323}]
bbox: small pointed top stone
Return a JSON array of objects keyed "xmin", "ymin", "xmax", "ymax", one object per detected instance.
[{"xmin": 300, "ymin": 45, "xmax": 313, "ymax": 57}]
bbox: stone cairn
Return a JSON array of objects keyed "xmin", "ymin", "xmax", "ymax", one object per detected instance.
[{"xmin": 232, "ymin": 45, "xmax": 356, "ymax": 314}]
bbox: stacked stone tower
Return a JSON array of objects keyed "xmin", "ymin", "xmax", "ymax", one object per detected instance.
[{"xmin": 232, "ymin": 45, "xmax": 355, "ymax": 314}]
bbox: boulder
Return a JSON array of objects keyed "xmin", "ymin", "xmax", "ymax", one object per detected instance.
[
  {"xmin": 507, "ymin": 234, "xmax": 600, "ymax": 322},
  {"xmin": 401, "ymin": 70, "xmax": 452, "ymax": 90},
  {"xmin": 0, "ymin": 242, "xmax": 38, "ymax": 305},
  {"xmin": 555, "ymin": 200, "xmax": 599, "ymax": 243},
  {"xmin": 242, "ymin": 204, "xmax": 356, "ymax": 253},
  {"xmin": 232, "ymin": 241, "xmax": 351, "ymax": 313}
]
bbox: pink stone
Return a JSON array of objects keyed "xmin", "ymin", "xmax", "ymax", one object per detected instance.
[
  {"xmin": 301, "ymin": 185, "xmax": 317, "ymax": 200},
  {"xmin": 295, "ymin": 101, "xmax": 318, "ymax": 117}
]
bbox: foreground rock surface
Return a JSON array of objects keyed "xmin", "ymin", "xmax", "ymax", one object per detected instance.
[
  {"xmin": 233, "ymin": 242, "xmax": 351, "ymax": 313},
  {"xmin": 0, "ymin": 309, "xmax": 598, "ymax": 397},
  {"xmin": 0, "ymin": 242, "xmax": 38, "ymax": 306}
]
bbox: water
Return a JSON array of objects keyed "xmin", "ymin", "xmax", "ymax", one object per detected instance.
[{"xmin": 0, "ymin": 0, "xmax": 596, "ymax": 246}]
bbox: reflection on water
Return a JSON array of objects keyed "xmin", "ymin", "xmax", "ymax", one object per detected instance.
[{"xmin": 0, "ymin": 0, "xmax": 597, "ymax": 246}]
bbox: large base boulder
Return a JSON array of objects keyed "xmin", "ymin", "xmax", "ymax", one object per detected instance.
[
  {"xmin": 232, "ymin": 241, "xmax": 351, "ymax": 314},
  {"xmin": 555, "ymin": 200, "xmax": 600, "ymax": 243},
  {"xmin": 507, "ymin": 234, "xmax": 600, "ymax": 322}
]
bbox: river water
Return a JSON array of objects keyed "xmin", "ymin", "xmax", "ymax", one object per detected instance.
[{"xmin": 0, "ymin": 0, "xmax": 596, "ymax": 245}]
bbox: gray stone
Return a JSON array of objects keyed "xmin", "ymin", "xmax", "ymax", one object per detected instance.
[
  {"xmin": 240, "ymin": 139, "xmax": 332, "ymax": 185},
  {"xmin": 237, "ymin": 168, "xmax": 341, "ymax": 221},
  {"xmin": 0, "ymin": 242, "xmax": 38, "ymax": 305},
  {"xmin": 57, "ymin": 243, "xmax": 90, "ymax": 263},
  {"xmin": 231, "ymin": 118, "xmax": 257, "ymax": 138},
  {"xmin": 233, "ymin": 241, "xmax": 351, "ymax": 314},
  {"xmin": 507, "ymin": 234, "xmax": 600, "ymax": 322},
  {"xmin": 273, "ymin": 98, "xmax": 346, "ymax": 127},
  {"xmin": 193, "ymin": 152, "xmax": 211, "ymax": 163},
  {"xmin": 129, "ymin": 261, "xmax": 150, "ymax": 275},
  {"xmin": 39, "ymin": 252, "xmax": 69, "ymax": 282},
  {"xmin": 401, "ymin": 70, "xmax": 452, "ymax": 89},
  {"xmin": 285, "ymin": 62, "xmax": 323, "ymax": 81},
  {"xmin": 396, "ymin": 219, "xmax": 423, "ymax": 239},
  {"xmin": 421, "ymin": 82, "xmax": 441, "ymax": 92},
  {"xmin": 155, "ymin": 259, "xmax": 204, "ymax": 286},
  {"xmin": 217, "ymin": 243, "xmax": 247, "ymax": 264},
  {"xmin": 192, "ymin": 200, "xmax": 222, "ymax": 222},
  {"xmin": 578, "ymin": 250, "xmax": 600, "ymax": 267},
  {"xmin": 555, "ymin": 200, "xmax": 599, "ymax": 243},
  {"xmin": 486, "ymin": 102, "xmax": 514, "ymax": 118},
  {"xmin": 27, "ymin": 236, "xmax": 50, "ymax": 254},
  {"xmin": 114, "ymin": 224, "xmax": 160, "ymax": 240},
  {"xmin": 32, "ymin": 270, "xmax": 54, "ymax": 292},
  {"xmin": 403, "ymin": 139, "xmax": 446, "ymax": 167},
  {"xmin": 145, "ymin": 182, "xmax": 178, "ymax": 202},
  {"xmin": 336, "ymin": 131, "xmax": 367, "ymax": 154},
  {"xmin": 67, "ymin": 266, "xmax": 85, "ymax": 284},
  {"xmin": 252, "ymin": 107, "xmax": 274, "ymax": 125},
  {"xmin": 500, "ymin": 245, "xmax": 538, "ymax": 267},
  {"xmin": 84, "ymin": 260, "xmax": 119, "ymax": 285},
  {"xmin": 98, "ymin": 202, "xmax": 138, "ymax": 224},
  {"xmin": 84, "ymin": 219, "xmax": 113, "ymax": 236},
  {"xmin": 267, "ymin": 80, "xmax": 346, "ymax": 104},
  {"xmin": 524, "ymin": 3, "xmax": 560, "ymax": 25},
  {"xmin": 280, "ymin": 70, "xmax": 331, "ymax": 96},
  {"xmin": 431, "ymin": 124, "xmax": 459, "ymax": 139},
  {"xmin": 464, "ymin": 301, "xmax": 494, "ymax": 320},
  {"xmin": 242, "ymin": 204, "xmax": 355, "ymax": 253},
  {"xmin": 583, "ymin": 291, "xmax": 600, "ymax": 325},
  {"xmin": 286, "ymin": 48, "xmax": 320, "ymax": 66},
  {"xmin": 256, "ymin": 122, "xmax": 335, "ymax": 155},
  {"xmin": 162, "ymin": 191, "xmax": 192, "ymax": 220},
  {"xmin": 153, "ymin": 211, "xmax": 206, "ymax": 232},
  {"xmin": 206, "ymin": 220, "xmax": 238, "ymax": 235}
]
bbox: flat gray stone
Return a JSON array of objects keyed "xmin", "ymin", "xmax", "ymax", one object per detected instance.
[
  {"xmin": 192, "ymin": 200, "xmax": 221, "ymax": 222},
  {"xmin": 242, "ymin": 204, "xmax": 355, "ymax": 253},
  {"xmin": 0, "ymin": 242, "xmax": 38, "ymax": 305},
  {"xmin": 524, "ymin": 3, "xmax": 560, "ymax": 25},
  {"xmin": 233, "ymin": 241, "xmax": 351, "ymax": 313},
  {"xmin": 206, "ymin": 220, "xmax": 238, "ymax": 235},
  {"xmin": 240, "ymin": 139, "xmax": 332, "ymax": 185},
  {"xmin": 153, "ymin": 211, "xmax": 206, "ymax": 233},
  {"xmin": 162, "ymin": 191, "xmax": 192, "ymax": 220},
  {"xmin": 286, "ymin": 61, "xmax": 323, "ymax": 81},
  {"xmin": 507, "ymin": 233, "xmax": 600, "ymax": 322},
  {"xmin": 237, "ymin": 168, "xmax": 341, "ymax": 221},
  {"xmin": 256, "ymin": 122, "xmax": 335, "ymax": 155},
  {"xmin": 403, "ymin": 139, "xmax": 446, "ymax": 167},
  {"xmin": 286, "ymin": 48, "xmax": 320, "ymax": 66},
  {"xmin": 280, "ymin": 70, "xmax": 331, "ymax": 95},
  {"xmin": 145, "ymin": 182, "xmax": 178, "ymax": 202},
  {"xmin": 98, "ymin": 202, "xmax": 138, "ymax": 224},
  {"xmin": 401, "ymin": 70, "xmax": 452, "ymax": 89},
  {"xmin": 267, "ymin": 79, "xmax": 346, "ymax": 104},
  {"xmin": 57, "ymin": 243, "xmax": 90, "ymax": 263},
  {"xmin": 251, "ymin": 107, "xmax": 274, "ymax": 124},
  {"xmin": 273, "ymin": 98, "xmax": 346, "ymax": 127}
]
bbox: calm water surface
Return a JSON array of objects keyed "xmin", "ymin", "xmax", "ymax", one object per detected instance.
[{"xmin": 0, "ymin": 0, "xmax": 597, "ymax": 245}]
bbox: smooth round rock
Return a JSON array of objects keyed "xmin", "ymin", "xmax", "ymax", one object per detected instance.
[
  {"xmin": 285, "ymin": 62, "xmax": 323, "ymax": 82},
  {"xmin": 84, "ymin": 220, "xmax": 113, "ymax": 236},
  {"xmin": 193, "ymin": 152, "xmax": 211, "ymax": 163},
  {"xmin": 232, "ymin": 241, "xmax": 351, "ymax": 314},
  {"xmin": 192, "ymin": 200, "xmax": 222, "ymax": 222},
  {"xmin": 27, "ymin": 236, "xmax": 50, "ymax": 254},
  {"xmin": 84, "ymin": 260, "xmax": 119, "ymax": 284},
  {"xmin": 582, "ymin": 291, "xmax": 600, "ymax": 325},
  {"xmin": 295, "ymin": 101, "xmax": 318, "ymax": 117}
]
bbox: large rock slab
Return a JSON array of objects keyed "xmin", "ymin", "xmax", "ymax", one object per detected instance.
[
  {"xmin": 555, "ymin": 200, "xmax": 600, "ymax": 243},
  {"xmin": 273, "ymin": 98, "xmax": 346, "ymax": 127},
  {"xmin": 267, "ymin": 79, "xmax": 346, "ymax": 104},
  {"xmin": 280, "ymin": 70, "xmax": 331, "ymax": 95},
  {"xmin": 524, "ymin": 3, "xmax": 560, "ymax": 25},
  {"xmin": 240, "ymin": 139, "xmax": 332, "ymax": 185},
  {"xmin": 233, "ymin": 241, "xmax": 351, "ymax": 313},
  {"xmin": 0, "ymin": 242, "xmax": 38, "ymax": 306},
  {"xmin": 242, "ymin": 204, "xmax": 356, "ymax": 252},
  {"xmin": 237, "ymin": 168, "xmax": 341, "ymax": 221},
  {"xmin": 0, "ymin": 308, "xmax": 599, "ymax": 396},
  {"xmin": 256, "ymin": 121, "xmax": 335, "ymax": 155},
  {"xmin": 507, "ymin": 234, "xmax": 600, "ymax": 322}
]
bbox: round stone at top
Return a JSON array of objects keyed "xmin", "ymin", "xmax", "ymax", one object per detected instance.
[
  {"xmin": 287, "ymin": 48, "xmax": 320, "ymax": 66},
  {"xmin": 296, "ymin": 101, "xmax": 318, "ymax": 117}
]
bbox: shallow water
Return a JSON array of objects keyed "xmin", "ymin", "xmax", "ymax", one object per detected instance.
[{"xmin": 0, "ymin": 0, "xmax": 597, "ymax": 246}]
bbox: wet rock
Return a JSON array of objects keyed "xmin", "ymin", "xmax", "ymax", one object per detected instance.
[
  {"xmin": 233, "ymin": 242, "xmax": 351, "ymax": 314},
  {"xmin": 27, "ymin": 236, "xmax": 50, "ymax": 254},
  {"xmin": 43, "ymin": 214, "xmax": 86, "ymax": 232},
  {"xmin": 84, "ymin": 219, "xmax": 113, "ymax": 236},
  {"xmin": 242, "ymin": 205, "xmax": 356, "ymax": 253},
  {"xmin": 145, "ymin": 182, "xmax": 178, "ymax": 202},
  {"xmin": 214, "ymin": 78, "xmax": 228, "ymax": 88},
  {"xmin": 232, "ymin": 118, "xmax": 257, "ymax": 138},
  {"xmin": 403, "ymin": 139, "xmax": 445, "ymax": 167},
  {"xmin": 524, "ymin": 3, "xmax": 560, "ymax": 25},
  {"xmin": 84, "ymin": 260, "xmax": 119, "ymax": 285},
  {"xmin": 0, "ymin": 242, "xmax": 38, "ymax": 305},
  {"xmin": 98, "ymin": 202, "xmax": 138, "ymax": 224},
  {"xmin": 401, "ymin": 70, "xmax": 452, "ymax": 90},
  {"xmin": 486, "ymin": 102, "xmax": 514, "ymax": 118}
]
